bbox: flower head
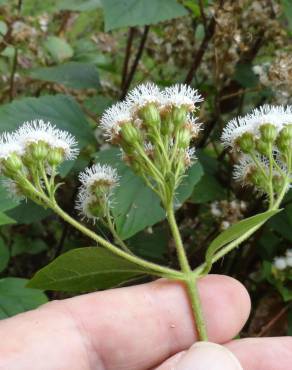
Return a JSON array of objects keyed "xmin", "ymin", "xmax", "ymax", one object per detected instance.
[
  {"xmin": 100, "ymin": 102, "xmax": 132, "ymax": 142},
  {"xmin": 76, "ymin": 163, "xmax": 119, "ymax": 221},
  {"xmin": 0, "ymin": 133, "xmax": 24, "ymax": 161},
  {"xmin": 222, "ymin": 105, "xmax": 292, "ymax": 149},
  {"xmin": 126, "ymin": 83, "xmax": 162, "ymax": 111},
  {"xmin": 162, "ymin": 84, "xmax": 203, "ymax": 110},
  {"xmin": 78, "ymin": 163, "xmax": 119, "ymax": 192},
  {"xmin": 15, "ymin": 119, "xmax": 79, "ymax": 160}
]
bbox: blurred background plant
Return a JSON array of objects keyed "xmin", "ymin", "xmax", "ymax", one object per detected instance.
[{"xmin": 0, "ymin": 0, "xmax": 291, "ymax": 337}]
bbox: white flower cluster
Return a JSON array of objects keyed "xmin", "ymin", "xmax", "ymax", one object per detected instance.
[
  {"xmin": 273, "ymin": 249, "xmax": 292, "ymax": 271},
  {"xmin": 221, "ymin": 105, "xmax": 292, "ymax": 192},
  {"xmin": 100, "ymin": 82, "xmax": 203, "ymax": 142},
  {"xmin": 0, "ymin": 119, "xmax": 79, "ymax": 168},
  {"xmin": 222, "ymin": 105, "xmax": 292, "ymax": 148},
  {"xmin": 76, "ymin": 163, "xmax": 119, "ymax": 221}
]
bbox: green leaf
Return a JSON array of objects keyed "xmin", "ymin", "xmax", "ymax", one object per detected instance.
[
  {"xmin": 44, "ymin": 36, "xmax": 74, "ymax": 63},
  {"xmin": 281, "ymin": 0, "xmax": 292, "ymax": 31},
  {"xmin": 191, "ymin": 173, "xmax": 226, "ymax": 204},
  {"xmin": 0, "ymin": 278, "xmax": 47, "ymax": 319},
  {"xmin": 205, "ymin": 209, "xmax": 281, "ymax": 270},
  {"xmin": 95, "ymin": 148, "xmax": 202, "ymax": 239},
  {"xmin": 101, "ymin": 0, "xmax": 188, "ymax": 31},
  {"xmin": 29, "ymin": 62, "xmax": 100, "ymax": 90},
  {"xmin": 58, "ymin": 0, "xmax": 101, "ymax": 11},
  {"xmin": 0, "ymin": 239, "xmax": 9, "ymax": 273},
  {"xmin": 268, "ymin": 204, "xmax": 292, "ymax": 242},
  {"xmin": 0, "ymin": 94, "xmax": 94, "ymax": 149},
  {"xmin": 0, "ymin": 212, "xmax": 16, "ymax": 226},
  {"xmin": 234, "ymin": 63, "xmax": 259, "ymax": 88},
  {"xmin": 6, "ymin": 200, "xmax": 52, "ymax": 224},
  {"xmin": 11, "ymin": 236, "xmax": 48, "ymax": 257},
  {"xmin": 28, "ymin": 247, "xmax": 147, "ymax": 292}
]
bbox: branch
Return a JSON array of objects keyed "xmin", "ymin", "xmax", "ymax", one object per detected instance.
[
  {"xmin": 120, "ymin": 27, "xmax": 135, "ymax": 91},
  {"xmin": 120, "ymin": 25, "xmax": 149, "ymax": 99}
]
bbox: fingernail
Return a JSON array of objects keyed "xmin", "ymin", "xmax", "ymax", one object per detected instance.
[{"xmin": 175, "ymin": 342, "xmax": 243, "ymax": 370}]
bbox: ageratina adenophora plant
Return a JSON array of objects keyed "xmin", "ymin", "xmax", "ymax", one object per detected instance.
[{"xmin": 1, "ymin": 83, "xmax": 292, "ymax": 341}]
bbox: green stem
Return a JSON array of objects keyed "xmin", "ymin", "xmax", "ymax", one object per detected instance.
[
  {"xmin": 105, "ymin": 207, "xmax": 133, "ymax": 254},
  {"xmin": 186, "ymin": 276, "xmax": 208, "ymax": 341},
  {"xmin": 167, "ymin": 205, "xmax": 208, "ymax": 341},
  {"xmin": 51, "ymin": 201, "xmax": 182, "ymax": 280}
]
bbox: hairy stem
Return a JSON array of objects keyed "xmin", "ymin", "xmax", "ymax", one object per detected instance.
[
  {"xmin": 50, "ymin": 201, "xmax": 182, "ymax": 280},
  {"xmin": 167, "ymin": 205, "xmax": 208, "ymax": 341}
]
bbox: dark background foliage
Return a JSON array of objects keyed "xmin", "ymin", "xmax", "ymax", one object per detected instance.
[{"xmin": 0, "ymin": 0, "xmax": 291, "ymax": 336}]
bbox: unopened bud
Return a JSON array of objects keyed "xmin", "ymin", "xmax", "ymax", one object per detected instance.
[
  {"xmin": 121, "ymin": 122, "xmax": 141, "ymax": 145},
  {"xmin": 272, "ymin": 174, "xmax": 285, "ymax": 193},
  {"xmin": 256, "ymin": 139, "xmax": 270, "ymax": 156},
  {"xmin": 276, "ymin": 125, "xmax": 292, "ymax": 154},
  {"xmin": 235, "ymin": 132, "xmax": 255, "ymax": 153},
  {"xmin": 48, "ymin": 148, "xmax": 64, "ymax": 166},
  {"xmin": 259, "ymin": 123, "xmax": 277, "ymax": 143},
  {"xmin": 2, "ymin": 153, "xmax": 23, "ymax": 176},
  {"xmin": 139, "ymin": 103, "xmax": 161, "ymax": 128},
  {"xmin": 172, "ymin": 106, "xmax": 188, "ymax": 127},
  {"xmin": 177, "ymin": 128, "xmax": 191, "ymax": 149}
]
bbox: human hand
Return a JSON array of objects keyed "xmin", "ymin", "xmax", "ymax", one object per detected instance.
[{"xmin": 0, "ymin": 275, "xmax": 291, "ymax": 370}]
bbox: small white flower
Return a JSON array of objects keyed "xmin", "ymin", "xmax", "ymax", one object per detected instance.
[
  {"xmin": 222, "ymin": 105, "xmax": 292, "ymax": 148},
  {"xmin": 211, "ymin": 202, "xmax": 222, "ymax": 217},
  {"xmin": 184, "ymin": 147, "xmax": 196, "ymax": 167},
  {"xmin": 233, "ymin": 155, "xmax": 255, "ymax": 183},
  {"xmin": 1, "ymin": 178, "xmax": 24, "ymax": 200},
  {"xmin": 187, "ymin": 115, "xmax": 202, "ymax": 138},
  {"xmin": 78, "ymin": 163, "xmax": 119, "ymax": 192},
  {"xmin": 126, "ymin": 82, "xmax": 162, "ymax": 111},
  {"xmin": 15, "ymin": 119, "xmax": 79, "ymax": 160},
  {"xmin": 75, "ymin": 191, "xmax": 98, "ymax": 221},
  {"xmin": 0, "ymin": 132, "xmax": 24, "ymax": 161},
  {"xmin": 144, "ymin": 141, "xmax": 154, "ymax": 156},
  {"xmin": 100, "ymin": 102, "xmax": 132, "ymax": 141},
  {"xmin": 286, "ymin": 249, "xmax": 292, "ymax": 258},
  {"xmin": 286, "ymin": 256, "xmax": 292, "ymax": 267},
  {"xmin": 274, "ymin": 256, "xmax": 287, "ymax": 270},
  {"xmin": 221, "ymin": 220, "xmax": 230, "ymax": 230},
  {"xmin": 162, "ymin": 84, "xmax": 203, "ymax": 110}
]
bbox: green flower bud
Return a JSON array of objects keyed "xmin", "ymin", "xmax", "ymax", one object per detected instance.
[
  {"xmin": 276, "ymin": 125, "xmax": 292, "ymax": 154},
  {"xmin": 235, "ymin": 132, "xmax": 255, "ymax": 153},
  {"xmin": 160, "ymin": 110, "xmax": 173, "ymax": 136},
  {"xmin": 245, "ymin": 167, "xmax": 266, "ymax": 189},
  {"xmin": 139, "ymin": 103, "xmax": 161, "ymax": 128},
  {"xmin": 256, "ymin": 139, "xmax": 270, "ymax": 157},
  {"xmin": 259, "ymin": 123, "xmax": 277, "ymax": 143},
  {"xmin": 177, "ymin": 128, "xmax": 191, "ymax": 149},
  {"xmin": 48, "ymin": 148, "xmax": 64, "ymax": 167},
  {"xmin": 2, "ymin": 153, "xmax": 23, "ymax": 176},
  {"xmin": 272, "ymin": 174, "xmax": 285, "ymax": 194},
  {"xmin": 172, "ymin": 106, "xmax": 188, "ymax": 128},
  {"xmin": 88, "ymin": 198, "xmax": 104, "ymax": 218},
  {"xmin": 121, "ymin": 122, "xmax": 141, "ymax": 145},
  {"xmin": 28, "ymin": 141, "xmax": 49, "ymax": 161}
]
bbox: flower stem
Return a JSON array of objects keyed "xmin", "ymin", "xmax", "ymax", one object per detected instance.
[
  {"xmin": 167, "ymin": 205, "xmax": 208, "ymax": 341},
  {"xmin": 104, "ymin": 207, "xmax": 133, "ymax": 255},
  {"xmin": 51, "ymin": 201, "xmax": 182, "ymax": 280}
]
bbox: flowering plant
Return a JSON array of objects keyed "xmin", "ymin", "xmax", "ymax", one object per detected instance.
[{"xmin": 1, "ymin": 83, "xmax": 291, "ymax": 340}]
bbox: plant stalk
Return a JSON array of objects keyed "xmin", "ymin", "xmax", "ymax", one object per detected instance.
[{"xmin": 167, "ymin": 205, "xmax": 208, "ymax": 341}]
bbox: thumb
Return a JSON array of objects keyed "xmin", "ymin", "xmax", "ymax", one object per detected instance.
[{"xmin": 174, "ymin": 342, "xmax": 243, "ymax": 370}]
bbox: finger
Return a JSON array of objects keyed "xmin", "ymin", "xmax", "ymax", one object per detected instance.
[
  {"xmin": 163, "ymin": 342, "xmax": 242, "ymax": 370},
  {"xmin": 154, "ymin": 337, "xmax": 292, "ymax": 370},
  {"xmin": 226, "ymin": 337, "xmax": 292, "ymax": 370},
  {"xmin": 60, "ymin": 274, "xmax": 250, "ymax": 370}
]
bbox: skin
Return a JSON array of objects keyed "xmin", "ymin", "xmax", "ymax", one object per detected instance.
[{"xmin": 0, "ymin": 274, "xmax": 291, "ymax": 370}]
